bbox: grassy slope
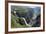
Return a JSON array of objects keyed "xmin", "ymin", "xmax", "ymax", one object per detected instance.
[{"xmin": 11, "ymin": 14, "xmax": 29, "ymax": 28}]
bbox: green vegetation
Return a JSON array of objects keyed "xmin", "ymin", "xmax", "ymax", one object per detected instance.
[
  {"xmin": 11, "ymin": 14, "xmax": 29, "ymax": 28},
  {"xmin": 11, "ymin": 6, "xmax": 40, "ymax": 28}
]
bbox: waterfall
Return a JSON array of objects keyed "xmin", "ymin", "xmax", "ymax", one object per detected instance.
[{"xmin": 22, "ymin": 17, "xmax": 31, "ymax": 26}]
